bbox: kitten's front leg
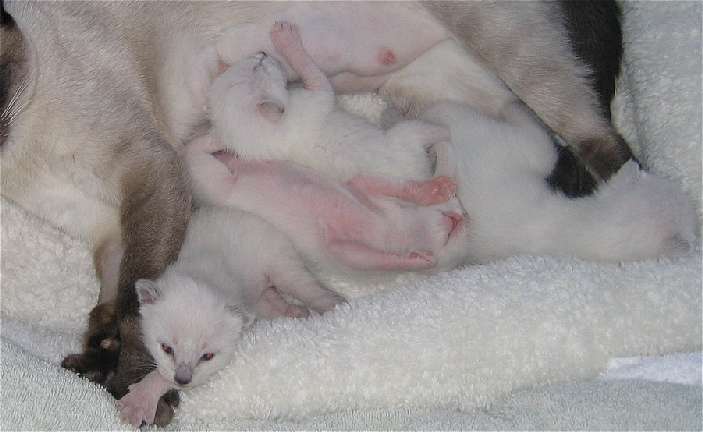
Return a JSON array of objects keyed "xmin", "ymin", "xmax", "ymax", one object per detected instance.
[
  {"xmin": 255, "ymin": 287, "xmax": 310, "ymax": 319},
  {"xmin": 184, "ymin": 135, "xmax": 241, "ymax": 206},
  {"xmin": 117, "ymin": 370, "xmax": 173, "ymax": 428}
]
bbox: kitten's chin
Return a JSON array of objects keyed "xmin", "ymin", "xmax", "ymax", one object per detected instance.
[{"xmin": 155, "ymin": 366, "xmax": 177, "ymax": 388}]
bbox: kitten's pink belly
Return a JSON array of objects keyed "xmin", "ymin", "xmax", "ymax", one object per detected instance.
[
  {"xmin": 216, "ymin": 3, "xmax": 449, "ymax": 89},
  {"xmin": 203, "ymin": 149, "xmax": 454, "ymax": 271},
  {"xmin": 235, "ymin": 159, "xmax": 377, "ymax": 243}
]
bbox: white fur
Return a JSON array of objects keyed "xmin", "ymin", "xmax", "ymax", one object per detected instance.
[
  {"xmin": 207, "ymin": 51, "xmax": 695, "ymax": 266},
  {"xmin": 137, "ymin": 206, "xmax": 343, "ymax": 388},
  {"xmin": 138, "ymin": 272, "xmax": 246, "ymax": 388},
  {"xmin": 423, "ymin": 102, "xmax": 697, "ymax": 263},
  {"xmin": 208, "ymin": 53, "xmax": 444, "ymax": 181}
]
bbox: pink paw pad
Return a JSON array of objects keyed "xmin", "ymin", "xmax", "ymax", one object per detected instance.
[
  {"xmin": 442, "ymin": 211, "xmax": 465, "ymax": 242},
  {"xmin": 411, "ymin": 176, "xmax": 457, "ymax": 205},
  {"xmin": 284, "ymin": 304, "xmax": 310, "ymax": 318},
  {"xmin": 271, "ymin": 21, "xmax": 301, "ymax": 48}
]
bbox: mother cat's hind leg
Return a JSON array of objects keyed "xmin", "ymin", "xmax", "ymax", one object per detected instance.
[
  {"xmin": 389, "ymin": 2, "xmax": 632, "ymax": 181},
  {"xmin": 269, "ymin": 263, "xmax": 346, "ymax": 315}
]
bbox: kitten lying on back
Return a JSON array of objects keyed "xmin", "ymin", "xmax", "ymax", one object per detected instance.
[{"xmin": 117, "ymin": 207, "xmax": 344, "ymax": 427}]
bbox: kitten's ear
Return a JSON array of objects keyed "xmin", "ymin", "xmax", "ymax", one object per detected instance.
[
  {"xmin": 256, "ymin": 99, "xmax": 285, "ymax": 122},
  {"xmin": 226, "ymin": 304, "xmax": 256, "ymax": 329},
  {"xmin": 135, "ymin": 279, "xmax": 160, "ymax": 305}
]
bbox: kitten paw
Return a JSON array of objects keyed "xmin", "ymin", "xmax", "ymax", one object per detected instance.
[
  {"xmin": 152, "ymin": 390, "xmax": 180, "ymax": 427},
  {"xmin": 284, "ymin": 304, "xmax": 310, "ymax": 318},
  {"xmin": 307, "ymin": 290, "xmax": 346, "ymax": 314},
  {"xmin": 409, "ymin": 176, "xmax": 457, "ymax": 205},
  {"xmin": 117, "ymin": 384, "xmax": 160, "ymax": 428},
  {"xmin": 407, "ymin": 250, "xmax": 436, "ymax": 267},
  {"xmin": 271, "ymin": 21, "xmax": 303, "ymax": 54}
]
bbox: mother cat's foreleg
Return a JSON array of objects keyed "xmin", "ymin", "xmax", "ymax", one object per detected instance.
[
  {"xmin": 62, "ymin": 134, "xmax": 192, "ymax": 426},
  {"xmin": 106, "ymin": 137, "xmax": 192, "ymax": 403}
]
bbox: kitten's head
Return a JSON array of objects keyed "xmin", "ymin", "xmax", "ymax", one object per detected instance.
[
  {"xmin": 135, "ymin": 272, "xmax": 253, "ymax": 388},
  {"xmin": 209, "ymin": 51, "xmax": 289, "ymax": 130}
]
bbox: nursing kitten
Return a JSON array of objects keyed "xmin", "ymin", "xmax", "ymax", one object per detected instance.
[
  {"xmin": 424, "ymin": 101, "xmax": 696, "ymax": 263},
  {"xmin": 208, "ymin": 23, "xmax": 448, "ymax": 182}
]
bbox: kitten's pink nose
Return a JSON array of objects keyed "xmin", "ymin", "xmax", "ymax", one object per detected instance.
[{"xmin": 174, "ymin": 364, "xmax": 192, "ymax": 386}]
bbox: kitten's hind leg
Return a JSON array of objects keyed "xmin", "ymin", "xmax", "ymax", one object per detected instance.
[
  {"xmin": 268, "ymin": 260, "xmax": 345, "ymax": 314},
  {"xmin": 328, "ymin": 240, "xmax": 436, "ymax": 271},
  {"xmin": 255, "ymin": 287, "xmax": 310, "ymax": 319}
]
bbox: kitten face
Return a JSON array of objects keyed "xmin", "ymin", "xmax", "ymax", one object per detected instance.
[
  {"xmin": 136, "ymin": 273, "xmax": 249, "ymax": 388},
  {"xmin": 210, "ymin": 51, "xmax": 289, "ymax": 125}
]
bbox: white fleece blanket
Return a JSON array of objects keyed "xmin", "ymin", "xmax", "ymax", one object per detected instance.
[{"xmin": 1, "ymin": 1, "xmax": 701, "ymax": 429}]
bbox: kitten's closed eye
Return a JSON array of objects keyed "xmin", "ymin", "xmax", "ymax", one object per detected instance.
[{"xmin": 200, "ymin": 352, "xmax": 214, "ymax": 362}]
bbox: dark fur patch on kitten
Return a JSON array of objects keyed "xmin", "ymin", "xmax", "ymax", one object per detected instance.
[{"xmin": 546, "ymin": 142, "xmax": 598, "ymax": 198}]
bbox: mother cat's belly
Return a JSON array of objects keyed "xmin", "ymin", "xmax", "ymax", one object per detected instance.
[
  {"xmin": 161, "ymin": 2, "xmax": 453, "ymax": 141},
  {"xmin": 217, "ymin": 3, "xmax": 449, "ymax": 78}
]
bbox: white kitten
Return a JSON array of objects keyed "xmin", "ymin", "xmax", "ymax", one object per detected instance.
[
  {"xmin": 424, "ymin": 101, "xmax": 697, "ymax": 263},
  {"xmin": 135, "ymin": 274, "xmax": 247, "ymax": 388},
  {"xmin": 118, "ymin": 206, "xmax": 343, "ymax": 426},
  {"xmin": 208, "ymin": 52, "xmax": 447, "ymax": 182},
  {"xmin": 135, "ymin": 207, "xmax": 343, "ymax": 388}
]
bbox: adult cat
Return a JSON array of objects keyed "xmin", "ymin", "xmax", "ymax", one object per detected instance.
[{"xmin": 1, "ymin": 1, "xmax": 628, "ymax": 425}]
